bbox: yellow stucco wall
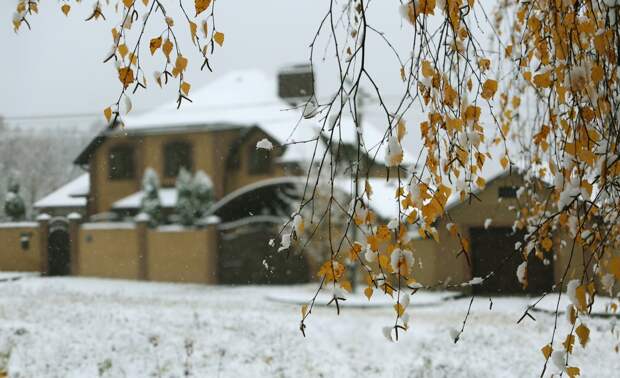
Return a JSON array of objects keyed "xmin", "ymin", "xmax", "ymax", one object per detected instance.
[
  {"xmin": 78, "ymin": 224, "xmax": 140, "ymax": 279},
  {"xmin": 147, "ymin": 227, "xmax": 218, "ymax": 284},
  {"xmin": 89, "ymin": 127, "xmax": 289, "ymax": 215},
  {"xmin": 0, "ymin": 224, "xmax": 41, "ymax": 272}
]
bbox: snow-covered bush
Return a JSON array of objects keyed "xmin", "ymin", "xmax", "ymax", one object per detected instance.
[
  {"xmin": 4, "ymin": 179, "xmax": 26, "ymax": 221},
  {"xmin": 140, "ymin": 168, "xmax": 162, "ymax": 227},
  {"xmin": 173, "ymin": 169, "xmax": 214, "ymax": 226},
  {"xmin": 175, "ymin": 168, "xmax": 195, "ymax": 226},
  {"xmin": 192, "ymin": 170, "xmax": 214, "ymax": 218}
]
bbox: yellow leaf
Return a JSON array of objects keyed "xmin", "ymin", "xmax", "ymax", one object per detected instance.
[
  {"xmin": 118, "ymin": 67, "xmax": 135, "ymax": 88},
  {"xmin": 180, "ymin": 81, "xmax": 191, "ymax": 95},
  {"xmin": 397, "ymin": 120, "xmax": 407, "ymax": 141},
  {"xmin": 481, "ymin": 79, "xmax": 498, "ymax": 100},
  {"xmin": 214, "ymin": 31, "xmax": 225, "ymax": 46},
  {"xmin": 533, "ymin": 72, "xmax": 552, "ymax": 88},
  {"xmin": 118, "ymin": 44, "xmax": 129, "ymax": 59},
  {"xmin": 175, "ymin": 55, "xmax": 189, "ymax": 74},
  {"xmin": 149, "ymin": 37, "xmax": 162, "ymax": 55},
  {"xmin": 591, "ymin": 64, "xmax": 604, "ymax": 83},
  {"xmin": 500, "ymin": 156, "xmax": 509, "ymax": 169},
  {"xmin": 566, "ymin": 367, "xmax": 580, "ymax": 378},
  {"xmin": 609, "ymin": 256, "xmax": 620, "ymax": 279},
  {"xmin": 195, "ymin": 0, "xmax": 212, "ymax": 16},
  {"xmin": 576, "ymin": 324, "xmax": 590, "ymax": 347},
  {"xmin": 61, "ymin": 4, "xmax": 70, "ymax": 16},
  {"xmin": 541, "ymin": 238, "xmax": 553, "ymax": 252},
  {"xmin": 301, "ymin": 304, "xmax": 308, "ymax": 317},
  {"xmin": 421, "ymin": 60, "xmax": 434, "ymax": 78},
  {"xmin": 563, "ymin": 334, "xmax": 575, "ymax": 353},
  {"xmin": 162, "ymin": 39, "xmax": 173, "ymax": 59},
  {"xmin": 394, "ymin": 303, "xmax": 405, "ymax": 317},
  {"xmin": 103, "ymin": 107, "xmax": 112, "ymax": 122},
  {"xmin": 341, "ymin": 280, "xmax": 352, "ymax": 293},
  {"xmin": 189, "ymin": 21, "xmax": 198, "ymax": 44},
  {"xmin": 541, "ymin": 344, "xmax": 553, "ymax": 360},
  {"xmin": 364, "ymin": 287, "xmax": 373, "ymax": 300},
  {"xmin": 575, "ymin": 285, "xmax": 587, "ymax": 312},
  {"xmin": 478, "ymin": 58, "xmax": 491, "ymax": 71},
  {"xmin": 123, "ymin": 0, "xmax": 135, "ymax": 8}
]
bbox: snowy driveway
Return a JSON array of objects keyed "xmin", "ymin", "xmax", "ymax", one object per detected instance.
[{"xmin": 0, "ymin": 277, "xmax": 618, "ymax": 377}]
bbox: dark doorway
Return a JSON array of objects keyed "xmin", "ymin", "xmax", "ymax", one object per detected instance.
[
  {"xmin": 48, "ymin": 230, "xmax": 71, "ymax": 276},
  {"xmin": 470, "ymin": 227, "xmax": 553, "ymax": 295},
  {"xmin": 218, "ymin": 223, "xmax": 309, "ymax": 284}
]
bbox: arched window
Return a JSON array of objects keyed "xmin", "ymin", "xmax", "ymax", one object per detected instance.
[
  {"xmin": 247, "ymin": 141, "xmax": 272, "ymax": 175},
  {"xmin": 164, "ymin": 141, "xmax": 193, "ymax": 177},
  {"xmin": 108, "ymin": 145, "xmax": 135, "ymax": 180}
]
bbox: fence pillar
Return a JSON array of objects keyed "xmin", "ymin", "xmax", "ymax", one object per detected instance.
[
  {"xmin": 199, "ymin": 215, "xmax": 220, "ymax": 284},
  {"xmin": 67, "ymin": 213, "xmax": 82, "ymax": 276},
  {"xmin": 135, "ymin": 213, "xmax": 150, "ymax": 281},
  {"xmin": 36, "ymin": 213, "xmax": 51, "ymax": 276}
]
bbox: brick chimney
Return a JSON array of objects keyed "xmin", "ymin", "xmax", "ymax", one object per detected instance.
[{"xmin": 277, "ymin": 64, "xmax": 315, "ymax": 106}]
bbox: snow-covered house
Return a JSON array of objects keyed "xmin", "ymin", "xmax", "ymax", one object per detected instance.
[{"xmin": 29, "ymin": 65, "xmax": 395, "ymax": 284}]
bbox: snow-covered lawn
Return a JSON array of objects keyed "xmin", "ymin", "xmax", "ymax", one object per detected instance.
[{"xmin": 0, "ymin": 276, "xmax": 618, "ymax": 378}]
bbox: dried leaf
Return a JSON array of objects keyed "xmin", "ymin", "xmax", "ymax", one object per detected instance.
[
  {"xmin": 481, "ymin": 79, "xmax": 498, "ymax": 100},
  {"xmin": 576, "ymin": 324, "xmax": 590, "ymax": 347},
  {"xmin": 103, "ymin": 107, "xmax": 112, "ymax": 122},
  {"xmin": 180, "ymin": 81, "xmax": 191, "ymax": 96},
  {"xmin": 162, "ymin": 39, "xmax": 173, "ymax": 59},
  {"xmin": 149, "ymin": 37, "xmax": 162, "ymax": 55},
  {"xmin": 195, "ymin": 0, "xmax": 212, "ymax": 16},
  {"xmin": 61, "ymin": 4, "xmax": 71, "ymax": 16},
  {"xmin": 214, "ymin": 31, "xmax": 225, "ymax": 46}
]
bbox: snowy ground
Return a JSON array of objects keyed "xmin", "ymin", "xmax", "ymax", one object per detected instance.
[{"xmin": 0, "ymin": 276, "xmax": 619, "ymax": 378}]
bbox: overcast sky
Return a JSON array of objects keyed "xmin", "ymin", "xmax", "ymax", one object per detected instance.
[{"xmin": 0, "ymin": 1, "xmax": 414, "ymax": 126}]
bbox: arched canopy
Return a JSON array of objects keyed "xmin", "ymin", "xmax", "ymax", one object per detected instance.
[{"xmin": 207, "ymin": 177, "xmax": 306, "ymax": 224}]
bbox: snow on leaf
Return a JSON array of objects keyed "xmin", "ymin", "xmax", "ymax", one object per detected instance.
[
  {"xmin": 385, "ymin": 134, "xmax": 403, "ymax": 167},
  {"xmin": 124, "ymin": 95, "xmax": 133, "ymax": 114},
  {"xmin": 256, "ymin": 138, "xmax": 273, "ymax": 151},
  {"xmin": 516, "ymin": 261, "xmax": 527, "ymax": 286},
  {"xmin": 566, "ymin": 367, "xmax": 580, "ymax": 378},
  {"xmin": 484, "ymin": 218, "xmax": 492, "ymax": 229},
  {"xmin": 382, "ymin": 326, "xmax": 393, "ymax": 342},
  {"xmin": 551, "ymin": 350, "xmax": 566, "ymax": 371}
]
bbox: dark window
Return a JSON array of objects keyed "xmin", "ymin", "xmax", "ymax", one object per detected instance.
[
  {"xmin": 248, "ymin": 143, "xmax": 272, "ymax": 175},
  {"xmin": 164, "ymin": 141, "xmax": 193, "ymax": 177},
  {"xmin": 108, "ymin": 145, "xmax": 135, "ymax": 180},
  {"xmin": 498, "ymin": 186, "xmax": 517, "ymax": 198}
]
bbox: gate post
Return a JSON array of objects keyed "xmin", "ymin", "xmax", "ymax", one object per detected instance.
[
  {"xmin": 36, "ymin": 213, "xmax": 51, "ymax": 276},
  {"xmin": 67, "ymin": 213, "xmax": 82, "ymax": 276},
  {"xmin": 135, "ymin": 213, "xmax": 150, "ymax": 281}
]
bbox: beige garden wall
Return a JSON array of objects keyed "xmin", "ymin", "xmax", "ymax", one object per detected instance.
[
  {"xmin": 0, "ymin": 222, "xmax": 41, "ymax": 272},
  {"xmin": 77, "ymin": 223, "xmax": 141, "ymax": 279},
  {"xmin": 147, "ymin": 226, "xmax": 218, "ymax": 284}
]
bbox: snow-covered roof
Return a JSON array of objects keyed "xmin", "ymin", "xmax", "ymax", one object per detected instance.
[
  {"xmin": 120, "ymin": 69, "xmax": 389, "ymax": 164},
  {"xmin": 34, "ymin": 174, "xmax": 89, "ymax": 209},
  {"xmin": 112, "ymin": 188, "xmax": 177, "ymax": 210}
]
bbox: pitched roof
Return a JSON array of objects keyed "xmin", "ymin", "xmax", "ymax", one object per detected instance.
[
  {"xmin": 75, "ymin": 69, "xmax": 390, "ymax": 165},
  {"xmin": 34, "ymin": 174, "xmax": 89, "ymax": 209}
]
